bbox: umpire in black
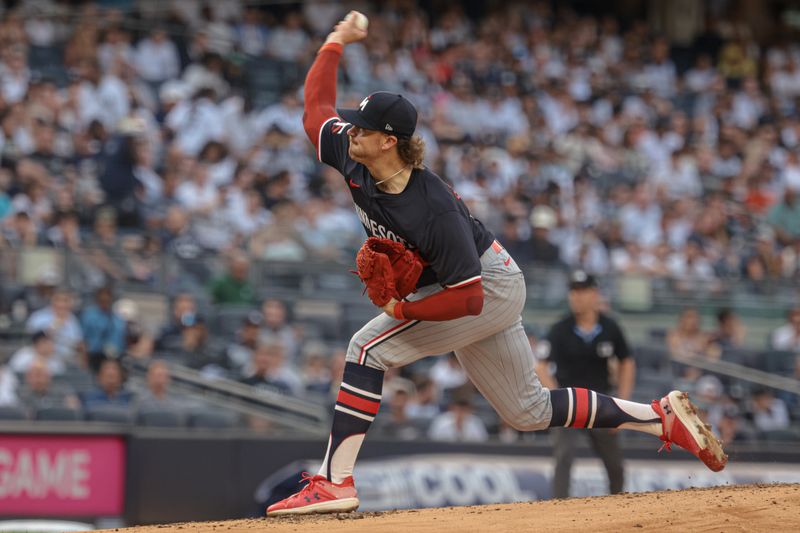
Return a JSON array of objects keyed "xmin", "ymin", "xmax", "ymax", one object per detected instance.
[{"xmin": 535, "ymin": 270, "xmax": 636, "ymax": 498}]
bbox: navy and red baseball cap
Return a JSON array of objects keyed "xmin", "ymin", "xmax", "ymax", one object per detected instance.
[{"xmin": 338, "ymin": 91, "xmax": 417, "ymax": 138}]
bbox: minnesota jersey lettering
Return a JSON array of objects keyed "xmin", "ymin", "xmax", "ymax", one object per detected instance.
[
  {"xmin": 318, "ymin": 118, "xmax": 494, "ymax": 288},
  {"xmin": 353, "ymin": 203, "xmax": 408, "ymax": 246}
]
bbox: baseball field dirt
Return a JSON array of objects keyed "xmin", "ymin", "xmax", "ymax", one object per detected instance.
[{"xmin": 110, "ymin": 483, "xmax": 800, "ymax": 532}]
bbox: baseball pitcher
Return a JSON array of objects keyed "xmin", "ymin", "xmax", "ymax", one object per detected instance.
[{"xmin": 267, "ymin": 12, "xmax": 727, "ymax": 516}]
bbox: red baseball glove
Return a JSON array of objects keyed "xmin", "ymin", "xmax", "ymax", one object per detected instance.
[{"xmin": 355, "ymin": 237, "xmax": 424, "ymax": 307}]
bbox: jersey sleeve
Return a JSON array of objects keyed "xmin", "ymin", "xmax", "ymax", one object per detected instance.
[
  {"xmin": 419, "ymin": 210, "xmax": 483, "ymax": 288},
  {"xmin": 318, "ymin": 118, "xmax": 353, "ymax": 174}
]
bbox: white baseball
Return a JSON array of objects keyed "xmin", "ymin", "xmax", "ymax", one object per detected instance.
[{"xmin": 347, "ymin": 11, "xmax": 369, "ymax": 31}]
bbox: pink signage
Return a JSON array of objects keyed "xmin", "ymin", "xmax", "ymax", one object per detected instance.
[{"xmin": 0, "ymin": 435, "xmax": 125, "ymax": 516}]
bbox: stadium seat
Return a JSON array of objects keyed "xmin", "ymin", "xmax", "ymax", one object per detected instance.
[
  {"xmin": 187, "ymin": 409, "xmax": 240, "ymax": 429},
  {"xmin": 85, "ymin": 405, "xmax": 134, "ymax": 424},
  {"xmin": 647, "ymin": 328, "xmax": 668, "ymax": 343},
  {"xmin": 720, "ymin": 348, "xmax": 759, "ymax": 367},
  {"xmin": 211, "ymin": 306, "xmax": 257, "ymax": 336},
  {"xmin": 763, "ymin": 351, "xmax": 798, "ymax": 376},
  {"xmin": 633, "ymin": 374, "xmax": 674, "ymax": 403},
  {"xmin": 759, "ymin": 429, "xmax": 800, "ymax": 442},
  {"xmin": 56, "ymin": 367, "xmax": 95, "ymax": 393},
  {"xmin": 0, "ymin": 405, "xmax": 29, "ymax": 420},
  {"xmin": 137, "ymin": 408, "xmax": 185, "ymax": 428},
  {"xmin": 634, "ymin": 345, "xmax": 671, "ymax": 372},
  {"xmin": 36, "ymin": 406, "xmax": 82, "ymax": 421}
]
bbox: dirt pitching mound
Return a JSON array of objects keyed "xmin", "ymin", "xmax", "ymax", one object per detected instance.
[{"xmin": 112, "ymin": 483, "xmax": 800, "ymax": 533}]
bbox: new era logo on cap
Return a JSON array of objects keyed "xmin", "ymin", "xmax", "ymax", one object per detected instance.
[{"xmin": 338, "ymin": 92, "xmax": 418, "ymax": 138}]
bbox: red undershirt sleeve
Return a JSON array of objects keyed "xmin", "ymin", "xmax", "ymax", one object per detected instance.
[
  {"xmin": 393, "ymin": 280, "xmax": 484, "ymax": 321},
  {"xmin": 303, "ymin": 42, "xmax": 342, "ymax": 149}
]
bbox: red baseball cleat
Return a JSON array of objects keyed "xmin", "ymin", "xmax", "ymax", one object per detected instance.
[
  {"xmin": 266, "ymin": 473, "xmax": 359, "ymax": 516},
  {"xmin": 652, "ymin": 390, "xmax": 728, "ymax": 472}
]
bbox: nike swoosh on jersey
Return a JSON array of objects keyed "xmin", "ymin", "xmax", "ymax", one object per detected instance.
[{"xmin": 349, "ymin": 179, "xmax": 361, "ymax": 188}]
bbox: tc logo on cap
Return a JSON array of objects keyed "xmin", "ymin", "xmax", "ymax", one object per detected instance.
[{"xmin": 338, "ymin": 91, "xmax": 418, "ymax": 138}]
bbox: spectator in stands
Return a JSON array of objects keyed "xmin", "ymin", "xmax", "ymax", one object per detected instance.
[
  {"xmin": 691, "ymin": 375, "xmax": 726, "ymax": 430},
  {"xmin": 709, "ymin": 308, "xmax": 747, "ymax": 352},
  {"xmin": 429, "ymin": 353, "xmax": 468, "ymax": 393},
  {"xmin": 236, "ymin": 7, "xmax": 269, "ymax": 56},
  {"xmin": 667, "ymin": 239, "xmax": 719, "ymax": 293},
  {"xmin": 135, "ymin": 27, "xmax": 180, "ymax": 89},
  {"xmin": 135, "ymin": 359, "xmax": 185, "ymax": 410},
  {"xmin": 265, "ymin": 11, "xmax": 310, "ymax": 62},
  {"xmin": 528, "ymin": 205, "xmax": 561, "ymax": 265},
  {"xmin": 209, "ymin": 251, "xmax": 256, "ymax": 305},
  {"xmin": 667, "ymin": 307, "xmax": 716, "ymax": 359},
  {"xmin": 259, "ymin": 299, "xmax": 300, "ymax": 361},
  {"xmin": 2, "ymin": 210, "xmax": 40, "ymax": 248},
  {"xmin": 497, "ymin": 215, "xmax": 532, "ymax": 265},
  {"xmin": 17, "ymin": 358, "xmax": 80, "ymax": 412},
  {"xmin": 80, "ymin": 286, "xmax": 127, "ymax": 371},
  {"xmin": 86, "ymin": 207, "xmax": 134, "ymax": 282},
  {"xmin": 770, "ymin": 307, "xmax": 800, "ymax": 352},
  {"xmin": 156, "ymin": 292, "xmax": 197, "ymax": 350},
  {"xmin": 407, "ymin": 377, "xmax": 441, "ymax": 421},
  {"xmin": 428, "ymin": 387, "xmax": 488, "ymax": 443},
  {"xmin": 225, "ymin": 311, "xmax": 262, "ymax": 377},
  {"xmin": 750, "ymin": 387, "xmax": 791, "ymax": 434},
  {"xmin": 45, "ymin": 211, "xmax": 83, "ymax": 252},
  {"xmin": 717, "ymin": 403, "xmax": 753, "ymax": 445},
  {"xmin": 240, "ymin": 341, "xmax": 301, "ymax": 396},
  {"xmin": 172, "ymin": 313, "xmax": 225, "ymax": 376},
  {"xmin": 9, "ymin": 330, "xmax": 64, "ymax": 375},
  {"xmin": 16, "ymin": 267, "xmax": 60, "ymax": 315},
  {"xmin": 0, "ymin": 364, "xmax": 18, "ymax": 406},
  {"xmin": 112, "ymin": 298, "xmax": 154, "ymax": 362},
  {"xmin": 372, "ymin": 380, "xmax": 420, "ymax": 440},
  {"xmin": 767, "ymin": 188, "xmax": 800, "ymax": 246},
  {"xmin": 158, "ymin": 206, "xmax": 206, "ymax": 270},
  {"xmin": 299, "ymin": 341, "xmax": 332, "ymax": 398},
  {"xmin": 81, "ymin": 358, "xmax": 133, "ymax": 409}
]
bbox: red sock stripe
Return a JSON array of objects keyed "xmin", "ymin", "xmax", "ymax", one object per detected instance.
[
  {"xmin": 337, "ymin": 390, "xmax": 380, "ymax": 415},
  {"xmin": 571, "ymin": 388, "xmax": 590, "ymax": 428}
]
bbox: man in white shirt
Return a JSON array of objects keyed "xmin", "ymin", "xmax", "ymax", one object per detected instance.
[
  {"xmin": 771, "ymin": 308, "xmax": 800, "ymax": 352},
  {"xmin": 165, "ymin": 88, "xmax": 225, "ymax": 156},
  {"xmin": 25, "ymin": 289, "xmax": 83, "ymax": 366},
  {"xmin": 10, "ymin": 330, "xmax": 65, "ymax": 376},
  {"xmin": 751, "ymin": 388, "xmax": 790, "ymax": 433},
  {"xmin": 428, "ymin": 394, "xmax": 488, "ymax": 442},
  {"xmin": 76, "ymin": 59, "xmax": 130, "ymax": 130},
  {"xmin": 618, "ymin": 184, "xmax": 663, "ymax": 248},
  {"xmin": 136, "ymin": 28, "xmax": 181, "ymax": 85}
]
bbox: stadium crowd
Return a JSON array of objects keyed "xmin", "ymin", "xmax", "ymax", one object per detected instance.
[{"xmin": 0, "ymin": 0, "xmax": 798, "ymax": 441}]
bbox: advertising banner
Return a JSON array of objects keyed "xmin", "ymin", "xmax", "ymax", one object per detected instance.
[
  {"xmin": 354, "ymin": 455, "xmax": 800, "ymax": 510},
  {"xmin": 257, "ymin": 454, "xmax": 800, "ymax": 512},
  {"xmin": 0, "ymin": 435, "xmax": 126, "ymax": 516}
]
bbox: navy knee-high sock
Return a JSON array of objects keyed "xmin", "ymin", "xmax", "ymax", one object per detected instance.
[
  {"xmin": 549, "ymin": 388, "xmax": 662, "ymax": 436},
  {"xmin": 318, "ymin": 362, "xmax": 384, "ymax": 483}
]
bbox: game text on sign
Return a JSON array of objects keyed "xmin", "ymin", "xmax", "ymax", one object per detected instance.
[{"xmin": 0, "ymin": 448, "xmax": 91, "ymax": 499}]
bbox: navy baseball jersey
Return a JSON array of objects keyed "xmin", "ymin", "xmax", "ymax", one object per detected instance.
[{"xmin": 317, "ymin": 118, "xmax": 495, "ymax": 289}]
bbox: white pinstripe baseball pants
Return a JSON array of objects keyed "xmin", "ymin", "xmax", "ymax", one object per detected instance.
[{"xmin": 346, "ymin": 243, "xmax": 553, "ymax": 431}]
